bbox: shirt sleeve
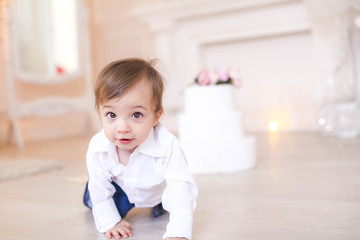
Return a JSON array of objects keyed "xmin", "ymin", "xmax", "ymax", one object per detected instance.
[
  {"xmin": 86, "ymin": 151, "xmax": 121, "ymax": 233},
  {"xmin": 161, "ymin": 138, "xmax": 198, "ymax": 240}
]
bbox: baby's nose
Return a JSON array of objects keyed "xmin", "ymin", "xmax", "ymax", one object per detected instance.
[{"xmin": 117, "ymin": 119, "xmax": 131, "ymax": 133}]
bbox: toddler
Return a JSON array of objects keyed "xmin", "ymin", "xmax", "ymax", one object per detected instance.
[{"xmin": 83, "ymin": 58, "xmax": 198, "ymax": 240}]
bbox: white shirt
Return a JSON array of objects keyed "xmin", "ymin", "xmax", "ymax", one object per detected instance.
[{"xmin": 86, "ymin": 123, "xmax": 198, "ymax": 240}]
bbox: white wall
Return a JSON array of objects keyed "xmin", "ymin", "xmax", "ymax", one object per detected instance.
[{"xmin": 90, "ymin": 0, "xmax": 159, "ymax": 75}]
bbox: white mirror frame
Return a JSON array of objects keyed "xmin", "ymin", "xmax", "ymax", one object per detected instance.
[
  {"xmin": 10, "ymin": 0, "xmax": 84, "ymax": 85},
  {"xmin": 4, "ymin": 0, "xmax": 95, "ymax": 148}
]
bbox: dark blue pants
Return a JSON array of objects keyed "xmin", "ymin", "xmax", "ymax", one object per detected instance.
[
  {"xmin": 83, "ymin": 181, "xmax": 135, "ymax": 218},
  {"xmin": 83, "ymin": 181, "xmax": 165, "ymax": 218}
]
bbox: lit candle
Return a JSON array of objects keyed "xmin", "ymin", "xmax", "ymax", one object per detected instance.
[{"xmin": 268, "ymin": 121, "xmax": 280, "ymax": 132}]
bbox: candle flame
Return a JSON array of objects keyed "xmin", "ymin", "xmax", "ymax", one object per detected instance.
[{"xmin": 268, "ymin": 121, "xmax": 280, "ymax": 132}]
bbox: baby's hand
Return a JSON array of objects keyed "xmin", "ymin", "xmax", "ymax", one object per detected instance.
[{"xmin": 106, "ymin": 220, "xmax": 132, "ymax": 239}]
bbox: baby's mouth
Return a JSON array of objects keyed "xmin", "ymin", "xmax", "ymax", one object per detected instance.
[{"xmin": 118, "ymin": 138, "xmax": 133, "ymax": 144}]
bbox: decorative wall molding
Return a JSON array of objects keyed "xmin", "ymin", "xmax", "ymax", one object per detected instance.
[{"xmin": 133, "ymin": 0, "xmax": 302, "ymax": 32}]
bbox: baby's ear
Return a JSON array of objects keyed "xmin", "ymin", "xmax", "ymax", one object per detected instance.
[{"xmin": 153, "ymin": 110, "xmax": 163, "ymax": 126}]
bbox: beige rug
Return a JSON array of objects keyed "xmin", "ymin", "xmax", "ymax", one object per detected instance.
[{"xmin": 0, "ymin": 159, "xmax": 62, "ymax": 183}]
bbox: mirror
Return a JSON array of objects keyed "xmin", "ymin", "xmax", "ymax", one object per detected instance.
[{"xmin": 12, "ymin": 0, "xmax": 81, "ymax": 84}]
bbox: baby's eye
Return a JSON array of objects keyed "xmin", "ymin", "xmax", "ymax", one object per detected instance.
[
  {"xmin": 132, "ymin": 112, "xmax": 143, "ymax": 119},
  {"xmin": 106, "ymin": 112, "xmax": 116, "ymax": 119}
]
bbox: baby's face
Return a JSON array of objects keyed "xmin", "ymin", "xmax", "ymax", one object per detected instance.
[{"xmin": 99, "ymin": 78, "xmax": 161, "ymax": 153}]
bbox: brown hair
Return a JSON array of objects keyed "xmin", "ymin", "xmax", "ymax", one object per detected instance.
[{"xmin": 94, "ymin": 58, "xmax": 164, "ymax": 113}]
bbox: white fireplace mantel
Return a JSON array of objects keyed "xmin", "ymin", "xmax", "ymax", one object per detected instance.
[{"xmin": 133, "ymin": 0, "xmax": 310, "ymax": 112}]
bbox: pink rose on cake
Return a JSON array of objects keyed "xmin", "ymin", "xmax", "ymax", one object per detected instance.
[
  {"xmin": 196, "ymin": 69, "xmax": 218, "ymax": 85},
  {"xmin": 209, "ymin": 70, "xmax": 218, "ymax": 84},
  {"xmin": 217, "ymin": 68, "xmax": 230, "ymax": 83},
  {"xmin": 196, "ymin": 70, "xmax": 210, "ymax": 85},
  {"xmin": 195, "ymin": 67, "xmax": 242, "ymax": 87}
]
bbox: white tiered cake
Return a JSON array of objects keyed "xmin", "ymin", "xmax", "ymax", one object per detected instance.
[{"xmin": 178, "ymin": 85, "xmax": 256, "ymax": 174}]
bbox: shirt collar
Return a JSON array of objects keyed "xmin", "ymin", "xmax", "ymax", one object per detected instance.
[{"xmin": 92, "ymin": 127, "xmax": 165, "ymax": 158}]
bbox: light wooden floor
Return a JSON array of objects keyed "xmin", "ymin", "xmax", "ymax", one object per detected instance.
[{"xmin": 0, "ymin": 132, "xmax": 360, "ymax": 240}]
